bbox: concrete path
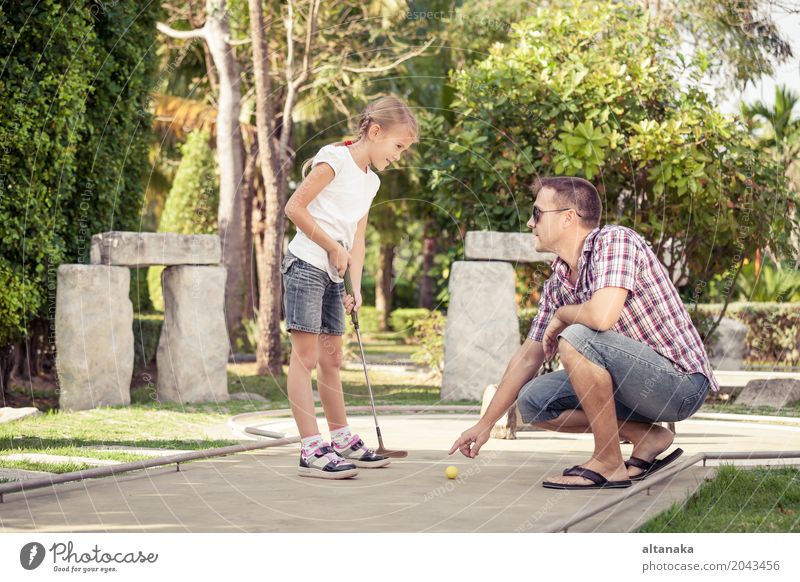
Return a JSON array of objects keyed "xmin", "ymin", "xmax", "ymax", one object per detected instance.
[{"xmin": 1, "ymin": 414, "xmax": 798, "ymax": 533}]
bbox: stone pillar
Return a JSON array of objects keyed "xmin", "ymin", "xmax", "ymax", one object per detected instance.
[
  {"xmin": 441, "ymin": 261, "xmax": 521, "ymax": 401},
  {"xmin": 709, "ymin": 317, "xmax": 748, "ymax": 371},
  {"xmin": 56, "ymin": 265, "xmax": 134, "ymax": 411},
  {"xmin": 156, "ymin": 265, "xmax": 229, "ymax": 403}
]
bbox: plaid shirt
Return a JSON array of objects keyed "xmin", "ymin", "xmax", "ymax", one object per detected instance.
[{"xmin": 528, "ymin": 225, "xmax": 719, "ymax": 392}]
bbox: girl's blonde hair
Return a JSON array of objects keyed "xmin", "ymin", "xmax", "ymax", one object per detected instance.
[{"xmin": 301, "ymin": 95, "xmax": 418, "ymax": 177}]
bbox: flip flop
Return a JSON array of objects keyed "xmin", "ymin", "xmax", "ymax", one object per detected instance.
[
  {"xmin": 624, "ymin": 447, "xmax": 684, "ymax": 481},
  {"xmin": 543, "ymin": 465, "xmax": 632, "ymax": 490}
]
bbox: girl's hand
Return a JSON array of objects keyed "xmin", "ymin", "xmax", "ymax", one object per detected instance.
[
  {"xmin": 343, "ymin": 290, "xmax": 362, "ymax": 314},
  {"xmin": 329, "ymin": 243, "xmax": 351, "ymax": 277}
]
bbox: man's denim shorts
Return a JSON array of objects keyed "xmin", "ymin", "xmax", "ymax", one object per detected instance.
[
  {"xmin": 280, "ymin": 251, "xmax": 346, "ymax": 336},
  {"xmin": 517, "ymin": 323, "xmax": 711, "ymax": 424}
]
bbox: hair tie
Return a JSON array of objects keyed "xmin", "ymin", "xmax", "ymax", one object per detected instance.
[{"xmin": 344, "ymin": 140, "xmax": 353, "ymax": 146}]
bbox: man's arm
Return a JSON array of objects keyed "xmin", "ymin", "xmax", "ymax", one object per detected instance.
[
  {"xmin": 555, "ymin": 287, "xmax": 629, "ymax": 331},
  {"xmin": 449, "ymin": 338, "xmax": 546, "ymax": 457},
  {"xmin": 479, "ymin": 338, "xmax": 546, "ymax": 427}
]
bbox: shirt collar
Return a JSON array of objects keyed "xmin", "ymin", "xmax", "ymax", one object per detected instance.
[{"xmin": 549, "ymin": 226, "xmax": 603, "ymax": 287}]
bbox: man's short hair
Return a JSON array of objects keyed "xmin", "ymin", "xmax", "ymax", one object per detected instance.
[{"xmin": 532, "ymin": 176, "xmax": 602, "ymax": 228}]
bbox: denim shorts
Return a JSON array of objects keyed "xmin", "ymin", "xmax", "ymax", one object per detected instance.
[
  {"xmin": 280, "ymin": 251, "xmax": 346, "ymax": 335},
  {"xmin": 517, "ymin": 323, "xmax": 711, "ymax": 424}
]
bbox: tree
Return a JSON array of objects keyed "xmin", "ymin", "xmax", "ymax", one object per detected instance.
[
  {"xmin": 430, "ymin": 1, "xmax": 799, "ymax": 339},
  {"xmin": 1, "ymin": 0, "xmax": 160, "ymax": 402},
  {"xmin": 637, "ymin": 0, "xmax": 795, "ymax": 91},
  {"xmin": 157, "ymin": 0, "xmax": 248, "ymax": 346},
  {"xmin": 741, "ymin": 84, "xmax": 800, "ymax": 272},
  {"xmin": 246, "ymin": 0, "xmax": 433, "ymax": 375}
]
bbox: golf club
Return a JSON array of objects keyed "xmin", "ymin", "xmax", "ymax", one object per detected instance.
[{"xmin": 339, "ymin": 240, "xmax": 408, "ymax": 458}]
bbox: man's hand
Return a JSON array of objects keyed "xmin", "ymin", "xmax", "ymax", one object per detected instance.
[
  {"xmin": 449, "ymin": 423, "xmax": 491, "ymax": 458},
  {"xmin": 343, "ymin": 289, "xmax": 362, "ymax": 314},
  {"xmin": 542, "ymin": 312, "xmax": 569, "ymax": 360}
]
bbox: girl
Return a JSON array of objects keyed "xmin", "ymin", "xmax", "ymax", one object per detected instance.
[{"xmin": 282, "ymin": 96, "xmax": 418, "ymax": 479}]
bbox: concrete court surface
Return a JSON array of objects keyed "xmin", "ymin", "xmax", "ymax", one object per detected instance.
[{"xmin": 1, "ymin": 413, "xmax": 799, "ymax": 533}]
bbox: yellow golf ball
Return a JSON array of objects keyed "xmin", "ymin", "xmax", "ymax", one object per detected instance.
[{"xmin": 445, "ymin": 465, "xmax": 459, "ymax": 479}]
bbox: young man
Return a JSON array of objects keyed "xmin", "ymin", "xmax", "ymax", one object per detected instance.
[{"xmin": 449, "ymin": 177, "xmax": 718, "ymax": 490}]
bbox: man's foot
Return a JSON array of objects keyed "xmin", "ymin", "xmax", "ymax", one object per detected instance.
[
  {"xmin": 625, "ymin": 448, "xmax": 684, "ymax": 481},
  {"xmin": 298, "ymin": 443, "xmax": 358, "ymax": 479},
  {"xmin": 626, "ymin": 424, "xmax": 675, "ymax": 479},
  {"xmin": 332, "ymin": 433, "xmax": 391, "ymax": 468},
  {"xmin": 545, "ymin": 457, "xmax": 630, "ymax": 488}
]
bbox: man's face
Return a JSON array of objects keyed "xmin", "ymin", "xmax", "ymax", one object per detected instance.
[{"xmin": 527, "ymin": 187, "xmax": 560, "ymax": 252}]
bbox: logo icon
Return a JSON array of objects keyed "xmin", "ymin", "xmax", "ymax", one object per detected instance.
[{"xmin": 20, "ymin": 542, "xmax": 46, "ymax": 570}]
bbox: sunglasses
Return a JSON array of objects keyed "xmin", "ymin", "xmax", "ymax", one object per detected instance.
[{"xmin": 533, "ymin": 206, "xmax": 583, "ymax": 225}]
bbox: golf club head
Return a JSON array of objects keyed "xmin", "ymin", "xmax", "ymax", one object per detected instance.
[{"xmin": 378, "ymin": 448, "xmax": 409, "ymax": 459}]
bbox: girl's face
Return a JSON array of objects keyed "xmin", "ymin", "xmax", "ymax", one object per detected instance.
[{"xmin": 366, "ymin": 123, "xmax": 416, "ymax": 171}]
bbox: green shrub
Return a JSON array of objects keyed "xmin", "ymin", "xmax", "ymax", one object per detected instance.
[
  {"xmin": 132, "ymin": 313, "xmax": 164, "ymax": 372},
  {"xmin": 518, "ymin": 307, "xmax": 539, "ymax": 341},
  {"xmin": 129, "ymin": 268, "xmax": 154, "ymax": 313},
  {"xmin": 389, "ymin": 308, "xmax": 431, "ymax": 341},
  {"xmin": 0, "ymin": 3, "xmax": 95, "ymax": 345},
  {"xmin": 147, "ymin": 129, "xmax": 219, "ymax": 311},
  {"xmin": 411, "ymin": 310, "xmax": 446, "ymax": 373},
  {"xmin": 0, "ymin": 0, "xmax": 159, "ymax": 361},
  {"xmin": 695, "ymin": 302, "xmax": 800, "ymax": 365}
]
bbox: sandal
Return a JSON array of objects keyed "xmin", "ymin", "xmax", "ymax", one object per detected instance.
[
  {"xmin": 543, "ymin": 466, "xmax": 632, "ymax": 490},
  {"xmin": 625, "ymin": 447, "xmax": 684, "ymax": 481}
]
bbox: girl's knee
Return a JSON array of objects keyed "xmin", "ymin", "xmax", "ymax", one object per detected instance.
[
  {"xmin": 318, "ymin": 350, "xmax": 343, "ymax": 371},
  {"xmin": 290, "ymin": 346, "xmax": 318, "ymax": 371}
]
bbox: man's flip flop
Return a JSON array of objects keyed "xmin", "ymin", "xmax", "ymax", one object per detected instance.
[
  {"xmin": 624, "ymin": 447, "xmax": 684, "ymax": 481},
  {"xmin": 543, "ymin": 465, "xmax": 632, "ymax": 490}
]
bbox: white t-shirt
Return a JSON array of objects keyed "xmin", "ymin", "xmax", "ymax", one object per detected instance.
[{"xmin": 287, "ymin": 143, "xmax": 380, "ymax": 283}]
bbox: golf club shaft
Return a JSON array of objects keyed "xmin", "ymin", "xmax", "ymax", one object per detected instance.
[{"xmin": 341, "ymin": 249, "xmax": 384, "ymax": 447}]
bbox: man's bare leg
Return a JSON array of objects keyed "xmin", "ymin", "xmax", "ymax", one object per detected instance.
[
  {"xmin": 541, "ymin": 338, "xmax": 632, "ymax": 486},
  {"xmin": 534, "ymin": 409, "xmax": 675, "ymax": 478}
]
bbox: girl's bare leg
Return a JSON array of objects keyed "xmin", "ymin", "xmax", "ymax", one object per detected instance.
[
  {"xmin": 316, "ymin": 332, "xmax": 348, "ymax": 432},
  {"xmin": 287, "ymin": 330, "xmax": 321, "ymax": 438}
]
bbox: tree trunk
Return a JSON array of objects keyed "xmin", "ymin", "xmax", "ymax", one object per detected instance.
[
  {"xmin": 375, "ymin": 243, "xmax": 395, "ymax": 330},
  {"xmin": 205, "ymin": 0, "xmax": 247, "ymax": 348},
  {"xmin": 0, "ymin": 344, "xmax": 15, "ymax": 407},
  {"xmin": 419, "ymin": 223, "xmax": 437, "ymax": 309},
  {"xmin": 241, "ymin": 140, "xmax": 259, "ymax": 323},
  {"xmin": 249, "ymin": 0, "xmax": 288, "ymax": 375}
]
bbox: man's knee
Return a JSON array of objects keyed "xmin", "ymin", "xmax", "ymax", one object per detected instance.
[
  {"xmin": 517, "ymin": 381, "xmax": 564, "ymax": 425},
  {"xmin": 556, "ymin": 326, "xmax": 588, "ymax": 362},
  {"xmin": 557, "ymin": 323, "xmax": 592, "ymax": 352}
]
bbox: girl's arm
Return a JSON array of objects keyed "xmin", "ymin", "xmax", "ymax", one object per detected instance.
[
  {"xmin": 349, "ymin": 211, "xmax": 369, "ymax": 293},
  {"xmin": 284, "ymin": 163, "xmax": 348, "ymax": 269}
]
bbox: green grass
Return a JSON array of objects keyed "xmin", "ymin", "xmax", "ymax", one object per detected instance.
[
  {"xmin": 639, "ymin": 464, "xmax": 800, "ymax": 532},
  {"xmin": 1, "ymin": 361, "xmax": 470, "ymax": 475},
  {"xmin": 0, "ymin": 406, "xmax": 243, "ymax": 473},
  {"xmin": 700, "ymin": 403, "xmax": 800, "ymax": 418},
  {"xmin": 225, "ymin": 362, "xmax": 457, "ymax": 409}
]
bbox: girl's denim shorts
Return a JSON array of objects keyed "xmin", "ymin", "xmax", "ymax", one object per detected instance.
[
  {"xmin": 280, "ymin": 251, "xmax": 346, "ymax": 336},
  {"xmin": 517, "ymin": 323, "xmax": 711, "ymax": 424}
]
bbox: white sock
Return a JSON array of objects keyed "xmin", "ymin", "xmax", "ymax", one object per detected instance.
[
  {"xmin": 330, "ymin": 425, "xmax": 353, "ymax": 448},
  {"xmin": 300, "ymin": 433, "xmax": 325, "ymax": 459}
]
